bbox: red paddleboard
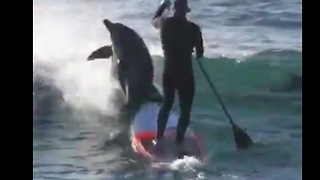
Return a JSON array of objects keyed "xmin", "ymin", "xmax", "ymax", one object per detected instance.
[{"xmin": 130, "ymin": 103, "xmax": 207, "ymax": 163}]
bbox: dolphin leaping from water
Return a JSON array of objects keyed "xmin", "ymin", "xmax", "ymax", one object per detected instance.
[{"xmin": 87, "ymin": 19, "xmax": 163, "ymax": 113}]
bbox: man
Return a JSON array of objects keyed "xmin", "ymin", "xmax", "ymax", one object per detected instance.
[{"xmin": 151, "ymin": 0, "xmax": 204, "ymax": 151}]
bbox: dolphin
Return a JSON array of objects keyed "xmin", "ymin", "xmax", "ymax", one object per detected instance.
[
  {"xmin": 270, "ymin": 73, "xmax": 302, "ymax": 93},
  {"xmin": 87, "ymin": 19, "xmax": 164, "ymax": 150},
  {"xmin": 87, "ymin": 19, "xmax": 162, "ymax": 112},
  {"xmin": 285, "ymin": 73, "xmax": 302, "ymax": 92}
]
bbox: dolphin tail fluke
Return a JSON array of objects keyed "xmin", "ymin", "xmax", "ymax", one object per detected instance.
[{"xmin": 87, "ymin": 45, "xmax": 113, "ymax": 61}]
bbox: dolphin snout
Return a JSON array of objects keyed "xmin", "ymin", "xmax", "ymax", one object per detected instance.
[{"xmin": 103, "ymin": 19, "xmax": 113, "ymax": 30}]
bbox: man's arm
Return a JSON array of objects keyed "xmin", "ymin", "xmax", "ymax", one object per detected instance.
[
  {"xmin": 151, "ymin": 0, "xmax": 171, "ymax": 29},
  {"xmin": 193, "ymin": 23, "xmax": 204, "ymax": 59}
]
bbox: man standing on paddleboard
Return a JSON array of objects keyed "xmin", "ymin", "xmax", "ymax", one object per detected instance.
[{"xmin": 151, "ymin": 0, "xmax": 204, "ymax": 156}]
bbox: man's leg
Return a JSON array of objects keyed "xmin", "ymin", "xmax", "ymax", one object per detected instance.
[
  {"xmin": 156, "ymin": 74, "xmax": 175, "ymax": 140},
  {"xmin": 176, "ymin": 76, "xmax": 195, "ymax": 144}
]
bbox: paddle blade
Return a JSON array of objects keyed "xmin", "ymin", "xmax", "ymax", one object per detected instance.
[{"xmin": 232, "ymin": 124, "xmax": 254, "ymax": 150}]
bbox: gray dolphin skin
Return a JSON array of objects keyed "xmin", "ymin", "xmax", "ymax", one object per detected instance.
[
  {"xmin": 87, "ymin": 19, "xmax": 163, "ymax": 148},
  {"xmin": 284, "ymin": 73, "xmax": 302, "ymax": 92},
  {"xmin": 88, "ymin": 19, "xmax": 162, "ymax": 111},
  {"xmin": 269, "ymin": 73, "xmax": 302, "ymax": 93}
]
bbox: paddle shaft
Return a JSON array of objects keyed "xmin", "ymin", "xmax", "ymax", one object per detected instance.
[{"xmin": 196, "ymin": 59, "xmax": 235, "ymax": 126}]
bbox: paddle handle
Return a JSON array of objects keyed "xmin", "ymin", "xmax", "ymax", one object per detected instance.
[{"xmin": 196, "ymin": 59, "xmax": 235, "ymax": 125}]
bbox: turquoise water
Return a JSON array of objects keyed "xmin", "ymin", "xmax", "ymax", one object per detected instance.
[{"xmin": 33, "ymin": 0, "xmax": 302, "ymax": 179}]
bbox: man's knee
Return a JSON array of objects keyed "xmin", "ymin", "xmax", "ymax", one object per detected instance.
[
  {"xmin": 162, "ymin": 93, "xmax": 174, "ymax": 109},
  {"xmin": 160, "ymin": 101, "xmax": 173, "ymax": 114},
  {"xmin": 179, "ymin": 112, "xmax": 190, "ymax": 125},
  {"xmin": 180, "ymin": 100, "xmax": 192, "ymax": 116}
]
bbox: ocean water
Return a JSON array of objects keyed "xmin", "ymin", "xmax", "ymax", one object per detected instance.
[{"xmin": 33, "ymin": 0, "xmax": 302, "ymax": 179}]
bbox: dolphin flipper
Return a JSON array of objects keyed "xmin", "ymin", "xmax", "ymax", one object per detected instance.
[{"xmin": 87, "ymin": 45, "xmax": 113, "ymax": 61}]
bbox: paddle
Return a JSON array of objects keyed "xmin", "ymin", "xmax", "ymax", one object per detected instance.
[{"xmin": 196, "ymin": 59, "xmax": 253, "ymax": 150}]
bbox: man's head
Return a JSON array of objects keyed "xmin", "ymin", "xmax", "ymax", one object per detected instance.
[{"xmin": 173, "ymin": 0, "xmax": 191, "ymax": 17}]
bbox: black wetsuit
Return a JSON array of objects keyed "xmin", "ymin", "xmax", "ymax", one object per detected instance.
[{"xmin": 154, "ymin": 14, "xmax": 204, "ymax": 144}]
